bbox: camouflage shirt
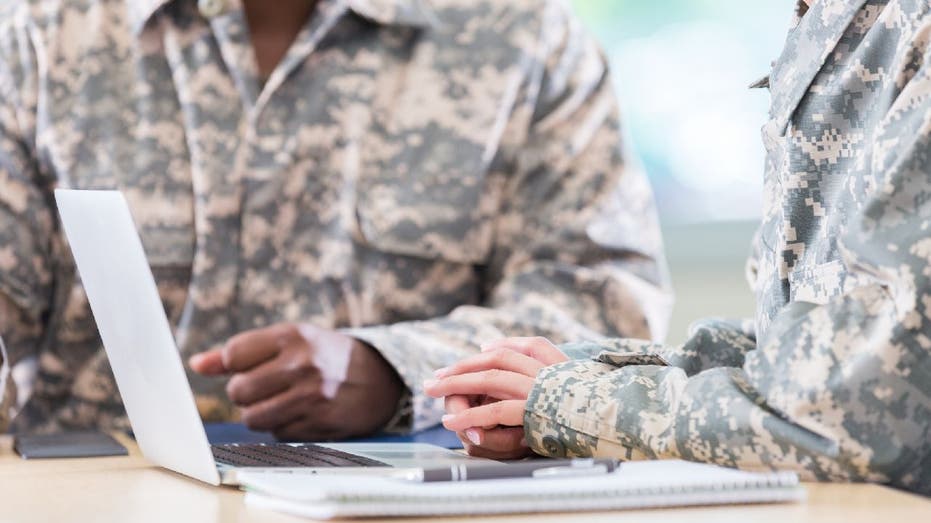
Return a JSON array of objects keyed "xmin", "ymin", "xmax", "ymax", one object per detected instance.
[
  {"xmin": 0, "ymin": 336, "xmax": 11, "ymax": 425},
  {"xmin": 0, "ymin": 0, "xmax": 671, "ymax": 432},
  {"xmin": 525, "ymin": 0, "xmax": 931, "ymax": 496}
]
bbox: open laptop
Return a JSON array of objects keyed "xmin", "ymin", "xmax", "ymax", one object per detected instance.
[{"xmin": 54, "ymin": 189, "xmax": 485, "ymax": 486}]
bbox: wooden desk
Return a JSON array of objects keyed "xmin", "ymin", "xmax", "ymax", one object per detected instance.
[{"xmin": 1, "ymin": 434, "xmax": 928, "ymax": 523}]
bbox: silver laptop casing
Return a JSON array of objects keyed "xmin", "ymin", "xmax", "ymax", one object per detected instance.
[{"xmin": 56, "ymin": 190, "xmax": 483, "ymax": 486}]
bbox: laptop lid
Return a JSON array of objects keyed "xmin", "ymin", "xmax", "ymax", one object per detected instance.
[{"xmin": 55, "ymin": 189, "xmax": 221, "ymax": 485}]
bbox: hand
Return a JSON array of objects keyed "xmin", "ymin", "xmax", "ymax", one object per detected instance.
[
  {"xmin": 424, "ymin": 337, "xmax": 568, "ymax": 459},
  {"xmin": 189, "ymin": 323, "xmax": 403, "ymax": 441}
]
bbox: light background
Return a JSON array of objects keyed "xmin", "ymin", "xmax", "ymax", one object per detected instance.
[{"xmin": 571, "ymin": 0, "xmax": 795, "ymax": 343}]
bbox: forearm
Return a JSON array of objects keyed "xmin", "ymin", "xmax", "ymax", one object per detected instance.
[
  {"xmin": 525, "ymin": 284, "xmax": 931, "ymax": 492},
  {"xmin": 347, "ymin": 259, "xmax": 670, "ymax": 432}
]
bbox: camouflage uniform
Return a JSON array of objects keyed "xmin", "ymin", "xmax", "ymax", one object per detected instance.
[
  {"xmin": 524, "ymin": 0, "xmax": 931, "ymax": 496},
  {"xmin": 0, "ymin": 0, "xmax": 671, "ymax": 433},
  {"xmin": 0, "ymin": 337, "xmax": 12, "ymax": 426}
]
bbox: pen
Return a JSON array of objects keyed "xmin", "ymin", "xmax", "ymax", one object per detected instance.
[{"xmin": 401, "ymin": 458, "xmax": 620, "ymax": 482}]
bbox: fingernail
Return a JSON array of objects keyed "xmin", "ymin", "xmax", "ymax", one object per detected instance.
[
  {"xmin": 441, "ymin": 414, "xmax": 454, "ymax": 423},
  {"xmin": 433, "ymin": 367, "xmax": 449, "ymax": 378},
  {"xmin": 423, "ymin": 379, "xmax": 438, "ymax": 389},
  {"xmin": 480, "ymin": 343, "xmax": 492, "ymax": 352},
  {"xmin": 465, "ymin": 429, "xmax": 481, "ymax": 446}
]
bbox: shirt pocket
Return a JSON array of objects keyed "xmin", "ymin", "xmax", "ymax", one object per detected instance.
[
  {"xmin": 128, "ymin": 194, "xmax": 196, "ymax": 324},
  {"xmin": 788, "ymin": 260, "xmax": 847, "ymax": 306},
  {"xmin": 352, "ymin": 147, "xmax": 499, "ymax": 265}
]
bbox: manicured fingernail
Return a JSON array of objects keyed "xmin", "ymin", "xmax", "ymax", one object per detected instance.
[
  {"xmin": 465, "ymin": 429, "xmax": 481, "ymax": 446},
  {"xmin": 433, "ymin": 367, "xmax": 449, "ymax": 378},
  {"xmin": 441, "ymin": 414, "xmax": 454, "ymax": 424},
  {"xmin": 423, "ymin": 379, "xmax": 438, "ymax": 389}
]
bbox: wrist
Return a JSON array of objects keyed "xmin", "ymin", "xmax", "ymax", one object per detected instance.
[{"xmin": 353, "ymin": 339, "xmax": 405, "ymax": 433}]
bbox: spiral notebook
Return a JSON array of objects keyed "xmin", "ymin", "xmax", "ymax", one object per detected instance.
[{"xmin": 239, "ymin": 460, "xmax": 805, "ymax": 519}]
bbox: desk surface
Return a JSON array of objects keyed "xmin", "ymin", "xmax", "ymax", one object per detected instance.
[{"xmin": 1, "ymin": 434, "xmax": 928, "ymax": 523}]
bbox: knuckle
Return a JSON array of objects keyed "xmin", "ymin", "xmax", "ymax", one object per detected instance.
[
  {"xmin": 221, "ymin": 342, "xmax": 240, "ymax": 368},
  {"xmin": 226, "ymin": 377, "xmax": 247, "ymax": 403},
  {"xmin": 240, "ymin": 409, "xmax": 260, "ymax": 428},
  {"xmin": 487, "ymin": 349, "xmax": 507, "ymax": 364},
  {"xmin": 285, "ymin": 350, "xmax": 316, "ymax": 375},
  {"xmin": 280, "ymin": 323, "xmax": 301, "ymax": 339},
  {"xmin": 295, "ymin": 379, "xmax": 323, "ymax": 401}
]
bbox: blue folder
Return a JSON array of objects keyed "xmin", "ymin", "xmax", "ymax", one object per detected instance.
[{"xmin": 204, "ymin": 422, "xmax": 463, "ymax": 449}]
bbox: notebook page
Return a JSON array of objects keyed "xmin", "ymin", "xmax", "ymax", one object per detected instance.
[{"xmin": 238, "ymin": 459, "xmax": 800, "ymax": 503}]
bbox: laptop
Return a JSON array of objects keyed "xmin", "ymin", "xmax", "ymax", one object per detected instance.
[{"xmin": 54, "ymin": 189, "xmax": 486, "ymax": 486}]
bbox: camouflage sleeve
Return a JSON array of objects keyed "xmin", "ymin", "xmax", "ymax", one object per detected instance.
[
  {"xmin": 524, "ymin": 57, "xmax": 931, "ymax": 495},
  {"xmin": 0, "ymin": 11, "xmax": 56, "ymax": 429},
  {"xmin": 346, "ymin": 2, "xmax": 672, "ymax": 432},
  {"xmin": 558, "ymin": 317, "xmax": 756, "ymax": 371}
]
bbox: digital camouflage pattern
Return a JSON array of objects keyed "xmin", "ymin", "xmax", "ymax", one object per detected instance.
[
  {"xmin": 525, "ymin": 0, "xmax": 931, "ymax": 496},
  {"xmin": 0, "ymin": 0, "xmax": 671, "ymax": 432}
]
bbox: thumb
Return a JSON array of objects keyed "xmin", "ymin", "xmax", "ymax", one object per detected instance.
[{"xmin": 189, "ymin": 349, "xmax": 227, "ymax": 375}]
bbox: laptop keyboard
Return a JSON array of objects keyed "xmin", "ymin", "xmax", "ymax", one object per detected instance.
[{"xmin": 211, "ymin": 443, "xmax": 390, "ymax": 468}]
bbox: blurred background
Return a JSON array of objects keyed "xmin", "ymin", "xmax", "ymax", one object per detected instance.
[{"xmin": 571, "ymin": 0, "xmax": 794, "ymax": 343}]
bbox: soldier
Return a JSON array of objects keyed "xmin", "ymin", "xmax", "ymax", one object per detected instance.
[
  {"xmin": 427, "ymin": 0, "xmax": 931, "ymax": 496},
  {"xmin": 0, "ymin": 0, "xmax": 671, "ymax": 437}
]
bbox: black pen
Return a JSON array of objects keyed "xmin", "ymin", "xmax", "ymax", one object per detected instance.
[{"xmin": 401, "ymin": 458, "xmax": 620, "ymax": 482}]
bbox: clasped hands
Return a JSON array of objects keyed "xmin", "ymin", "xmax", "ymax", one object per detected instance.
[
  {"xmin": 186, "ymin": 322, "xmax": 565, "ymax": 456},
  {"xmin": 423, "ymin": 337, "xmax": 568, "ymax": 459}
]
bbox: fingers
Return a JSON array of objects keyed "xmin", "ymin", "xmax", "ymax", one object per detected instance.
[
  {"xmin": 226, "ymin": 354, "xmax": 305, "ymax": 406},
  {"xmin": 222, "ymin": 324, "xmax": 298, "ymax": 372},
  {"xmin": 240, "ymin": 379, "xmax": 321, "ymax": 432},
  {"xmin": 433, "ymin": 349, "xmax": 545, "ymax": 380},
  {"xmin": 445, "ymin": 394, "xmax": 472, "ymax": 414},
  {"xmin": 480, "ymin": 337, "xmax": 568, "ymax": 366},
  {"xmin": 424, "ymin": 370, "xmax": 535, "ymax": 400},
  {"xmin": 441, "ymin": 400, "xmax": 526, "ymax": 432},
  {"xmin": 465, "ymin": 427, "xmax": 527, "ymax": 453},
  {"xmin": 446, "ymin": 395, "xmax": 487, "ymax": 447},
  {"xmin": 189, "ymin": 349, "xmax": 226, "ymax": 375},
  {"xmin": 462, "ymin": 441, "xmax": 533, "ymax": 460}
]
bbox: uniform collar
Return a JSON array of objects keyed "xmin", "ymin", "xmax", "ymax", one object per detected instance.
[
  {"xmin": 347, "ymin": 0, "xmax": 438, "ymax": 28},
  {"xmin": 127, "ymin": 0, "xmax": 170, "ymax": 35},
  {"xmin": 767, "ymin": 0, "xmax": 870, "ymax": 133},
  {"xmin": 127, "ymin": 0, "xmax": 437, "ymax": 36}
]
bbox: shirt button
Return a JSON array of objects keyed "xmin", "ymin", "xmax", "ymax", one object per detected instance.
[
  {"xmin": 198, "ymin": 0, "xmax": 226, "ymax": 18},
  {"xmin": 541, "ymin": 436, "xmax": 566, "ymax": 457}
]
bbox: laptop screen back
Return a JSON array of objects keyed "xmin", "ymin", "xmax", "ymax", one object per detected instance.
[{"xmin": 55, "ymin": 189, "xmax": 220, "ymax": 485}]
